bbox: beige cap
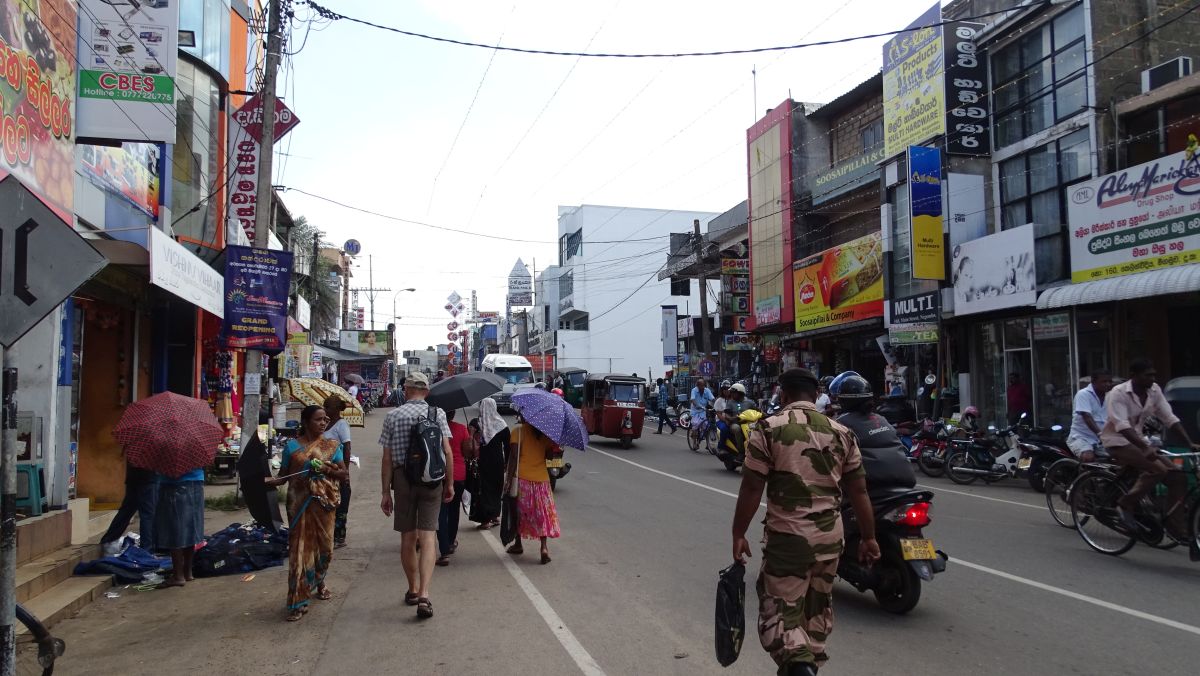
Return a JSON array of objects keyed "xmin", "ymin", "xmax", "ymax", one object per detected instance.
[{"xmin": 406, "ymin": 372, "xmax": 431, "ymax": 389}]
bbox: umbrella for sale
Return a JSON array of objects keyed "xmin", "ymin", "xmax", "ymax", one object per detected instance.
[
  {"xmin": 112, "ymin": 391, "xmax": 224, "ymax": 478},
  {"xmin": 511, "ymin": 389, "xmax": 589, "ymax": 450},
  {"xmin": 237, "ymin": 432, "xmax": 284, "ymax": 533},
  {"xmin": 284, "ymin": 378, "xmax": 364, "ymax": 427},
  {"xmin": 344, "ymin": 373, "xmax": 365, "ymax": 385},
  {"xmin": 426, "ymin": 372, "xmax": 506, "ymax": 410}
]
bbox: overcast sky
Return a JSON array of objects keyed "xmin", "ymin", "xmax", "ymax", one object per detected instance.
[{"xmin": 279, "ymin": 0, "xmax": 940, "ymax": 349}]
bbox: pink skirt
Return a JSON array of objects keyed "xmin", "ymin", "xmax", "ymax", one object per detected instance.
[{"xmin": 516, "ymin": 478, "xmax": 561, "ymax": 540}]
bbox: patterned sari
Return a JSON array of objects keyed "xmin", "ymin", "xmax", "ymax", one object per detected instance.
[{"xmin": 283, "ymin": 437, "xmax": 343, "ymax": 612}]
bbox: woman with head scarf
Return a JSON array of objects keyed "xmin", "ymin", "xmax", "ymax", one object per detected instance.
[{"xmin": 468, "ymin": 398, "xmax": 509, "ymax": 529}]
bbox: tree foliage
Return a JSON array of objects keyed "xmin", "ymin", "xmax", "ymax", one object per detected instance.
[{"xmin": 290, "ymin": 216, "xmax": 341, "ymax": 338}]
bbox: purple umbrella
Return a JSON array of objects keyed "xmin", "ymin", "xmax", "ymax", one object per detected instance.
[{"xmin": 512, "ymin": 389, "xmax": 589, "ymax": 450}]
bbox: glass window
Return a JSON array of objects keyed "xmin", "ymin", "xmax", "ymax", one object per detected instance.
[
  {"xmin": 171, "ymin": 59, "xmax": 221, "ymax": 246},
  {"xmin": 180, "ymin": 0, "xmax": 232, "ymax": 77},
  {"xmin": 1032, "ymin": 313, "xmax": 1074, "ymax": 427},
  {"xmin": 991, "ymin": 6, "xmax": 1089, "ymax": 148}
]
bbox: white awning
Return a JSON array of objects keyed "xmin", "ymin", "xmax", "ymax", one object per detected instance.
[{"xmin": 1036, "ymin": 265, "xmax": 1200, "ymax": 309}]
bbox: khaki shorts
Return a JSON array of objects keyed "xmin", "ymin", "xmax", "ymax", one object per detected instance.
[{"xmin": 393, "ymin": 467, "xmax": 442, "ymax": 532}]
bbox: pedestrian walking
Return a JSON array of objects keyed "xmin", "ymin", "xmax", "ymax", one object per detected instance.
[
  {"xmin": 100, "ymin": 459, "xmax": 159, "ymax": 556},
  {"xmin": 266, "ymin": 405, "xmax": 347, "ymax": 621},
  {"xmin": 154, "ymin": 464, "xmax": 208, "ymax": 589},
  {"xmin": 322, "ymin": 396, "xmax": 353, "ymax": 548},
  {"xmin": 437, "ymin": 409, "xmax": 470, "ymax": 566},
  {"xmin": 731, "ymin": 368, "xmax": 879, "ymax": 676},
  {"xmin": 506, "ymin": 420, "xmax": 561, "ymax": 564},
  {"xmin": 652, "ymin": 378, "xmax": 677, "ymax": 434},
  {"xmin": 469, "ymin": 398, "xmax": 509, "ymax": 529},
  {"xmin": 379, "ymin": 372, "xmax": 454, "ymax": 619}
]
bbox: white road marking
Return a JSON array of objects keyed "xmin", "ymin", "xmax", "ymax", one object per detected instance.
[
  {"xmin": 592, "ymin": 447, "xmax": 1200, "ymax": 638},
  {"xmin": 915, "ymin": 483, "xmax": 1043, "ymax": 510},
  {"xmin": 953, "ymin": 558, "xmax": 1200, "ymax": 637},
  {"xmin": 480, "ymin": 530, "xmax": 606, "ymax": 676}
]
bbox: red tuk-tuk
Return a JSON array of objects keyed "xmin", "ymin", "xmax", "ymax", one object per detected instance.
[{"xmin": 581, "ymin": 374, "xmax": 645, "ymax": 448}]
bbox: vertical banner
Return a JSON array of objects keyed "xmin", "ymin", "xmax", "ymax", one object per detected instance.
[
  {"xmin": 908, "ymin": 145, "xmax": 946, "ymax": 280},
  {"xmin": 943, "ymin": 20, "xmax": 989, "ymax": 155},
  {"xmin": 661, "ymin": 305, "xmax": 678, "ymax": 365},
  {"xmin": 76, "ymin": 0, "xmax": 178, "ymax": 142},
  {"xmin": 221, "ymin": 246, "xmax": 293, "ymax": 352},
  {"xmin": 228, "ymin": 110, "xmax": 261, "ymax": 243}
]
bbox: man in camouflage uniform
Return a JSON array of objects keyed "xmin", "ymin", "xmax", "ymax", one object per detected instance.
[{"xmin": 732, "ymin": 368, "xmax": 879, "ymax": 676}]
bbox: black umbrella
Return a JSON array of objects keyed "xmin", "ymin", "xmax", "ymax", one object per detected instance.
[
  {"xmin": 426, "ymin": 372, "xmax": 506, "ymax": 410},
  {"xmin": 237, "ymin": 432, "xmax": 284, "ymax": 533}
]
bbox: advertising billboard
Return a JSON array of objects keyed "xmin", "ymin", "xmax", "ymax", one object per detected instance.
[
  {"xmin": 882, "ymin": 3, "xmax": 945, "ymax": 158},
  {"xmin": 507, "ymin": 258, "xmax": 533, "ymax": 305},
  {"xmin": 754, "ymin": 296, "xmax": 781, "ymax": 325},
  {"xmin": 793, "ymin": 232, "xmax": 884, "ymax": 333},
  {"xmin": 908, "ymin": 145, "xmax": 945, "ymax": 280},
  {"xmin": 221, "ymin": 246, "xmax": 293, "ymax": 351},
  {"xmin": 0, "ymin": 0, "xmax": 76, "ymax": 222},
  {"xmin": 76, "ymin": 0, "xmax": 178, "ymax": 142},
  {"xmin": 340, "ymin": 330, "xmax": 392, "ymax": 356},
  {"xmin": 79, "ymin": 142, "xmax": 161, "ymax": 218},
  {"xmin": 951, "ymin": 224, "xmax": 1036, "ymax": 315},
  {"xmin": 1066, "ymin": 150, "xmax": 1200, "ymax": 282}
]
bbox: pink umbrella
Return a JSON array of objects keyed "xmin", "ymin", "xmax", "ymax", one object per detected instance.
[{"xmin": 112, "ymin": 392, "xmax": 223, "ymax": 478}]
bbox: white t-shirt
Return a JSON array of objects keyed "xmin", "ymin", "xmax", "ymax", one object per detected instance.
[
  {"xmin": 1068, "ymin": 385, "xmax": 1105, "ymax": 447},
  {"xmin": 347, "ymin": 384, "xmax": 360, "ymax": 398},
  {"xmin": 323, "ymin": 418, "xmax": 352, "ymax": 445},
  {"xmin": 815, "ymin": 393, "xmax": 831, "ymax": 413},
  {"xmin": 714, "ymin": 397, "xmax": 727, "ymax": 415}
]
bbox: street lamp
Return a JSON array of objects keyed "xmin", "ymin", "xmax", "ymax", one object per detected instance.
[{"xmin": 391, "ymin": 288, "xmax": 416, "ymax": 327}]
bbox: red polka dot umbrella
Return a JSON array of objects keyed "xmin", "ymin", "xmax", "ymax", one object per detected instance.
[{"xmin": 112, "ymin": 391, "xmax": 224, "ymax": 478}]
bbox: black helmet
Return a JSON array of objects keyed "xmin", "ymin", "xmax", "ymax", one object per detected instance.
[
  {"xmin": 819, "ymin": 375, "xmax": 834, "ymax": 389},
  {"xmin": 834, "ymin": 374, "xmax": 872, "ymax": 403}
]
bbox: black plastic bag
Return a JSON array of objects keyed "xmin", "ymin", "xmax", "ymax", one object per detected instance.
[
  {"xmin": 715, "ymin": 562, "xmax": 746, "ymax": 667},
  {"xmin": 500, "ymin": 494, "xmax": 519, "ymax": 546}
]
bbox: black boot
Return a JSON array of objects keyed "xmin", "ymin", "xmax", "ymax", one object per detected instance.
[{"xmin": 786, "ymin": 662, "xmax": 818, "ymax": 676}]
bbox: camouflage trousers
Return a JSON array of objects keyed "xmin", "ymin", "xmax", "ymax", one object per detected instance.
[{"xmin": 757, "ymin": 533, "xmax": 840, "ymax": 673}]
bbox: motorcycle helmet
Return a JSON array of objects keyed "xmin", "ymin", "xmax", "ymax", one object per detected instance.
[
  {"xmin": 551, "ymin": 387, "xmax": 564, "ymax": 398},
  {"xmin": 819, "ymin": 375, "xmax": 834, "ymax": 390},
  {"xmin": 729, "ymin": 383, "xmax": 747, "ymax": 394},
  {"xmin": 720, "ymin": 379, "xmax": 733, "ymax": 390},
  {"xmin": 827, "ymin": 370, "xmax": 862, "ymax": 397},
  {"xmin": 834, "ymin": 374, "xmax": 872, "ymax": 404},
  {"xmin": 962, "ymin": 406, "xmax": 979, "ymax": 418}
]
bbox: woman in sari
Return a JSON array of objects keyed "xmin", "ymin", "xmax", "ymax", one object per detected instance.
[
  {"xmin": 468, "ymin": 398, "xmax": 509, "ymax": 529},
  {"xmin": 506, "ymin": 420, "xmax": 561, "ymax": 564},
  {"xmin": 266, "ymin": 405, "xmax": 348, "ymax": 621}
]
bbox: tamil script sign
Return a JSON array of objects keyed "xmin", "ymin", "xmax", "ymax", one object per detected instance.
[
  {"xmin": 1066, "ymin": 149, "xmax": 1200, "ymax": 282},
  {"xmin": 221, "ymin": 246, "xmax": 292, "ymax": 351},
  {"xmin": 882, "ymin": 3, "xmax": 944, "ymax": 158}
]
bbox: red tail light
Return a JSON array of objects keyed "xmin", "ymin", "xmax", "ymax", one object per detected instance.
[{"xmin": 897, "ymin": 502, "xmax": 931, "ymax": 527}]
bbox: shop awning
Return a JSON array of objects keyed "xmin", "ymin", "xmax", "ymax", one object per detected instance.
[{"xmin": 1036, "ymin": 266, "xmax": 1200, "ymax": 309}]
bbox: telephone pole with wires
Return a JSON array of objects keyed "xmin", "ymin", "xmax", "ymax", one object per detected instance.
[{"xmin": 694, "ymin": 219, "xmax": 712, "ymax": 364}]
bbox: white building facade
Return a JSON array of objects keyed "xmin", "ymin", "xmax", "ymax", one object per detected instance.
[{"xmin": 550, "ymin": 205, "xmax": 719, "ymax": 378}]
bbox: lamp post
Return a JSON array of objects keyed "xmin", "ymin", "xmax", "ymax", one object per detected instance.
[{"xmin": 390, "ymin": 288, "xmax": 414, "ymax": 388}]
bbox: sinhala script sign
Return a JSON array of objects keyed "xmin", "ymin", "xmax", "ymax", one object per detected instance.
[{"xmin": 1067, "ymin": 149, "xmax": 1200, "ymax": 282}]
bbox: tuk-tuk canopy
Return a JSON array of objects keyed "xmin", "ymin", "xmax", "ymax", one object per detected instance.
[{"xmin": 584, "ymin": 374, "xmax": 644, "ymax": 405}]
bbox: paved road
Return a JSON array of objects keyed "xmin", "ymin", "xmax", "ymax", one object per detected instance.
[{"xmin": 55, "ymin": 408, "xmax": 1200, "ymax": 675}]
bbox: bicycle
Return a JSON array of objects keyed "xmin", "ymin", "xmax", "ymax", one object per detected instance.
[
  {"xmin": 16, "ymin": 602, "xmax": 66, "ymax": 675},
  {"xmin": 686, "ymin": 407, "xmax": 719, "ymax": 454},
  {"xmin": 1070, "ymin": 450, "xmax": 1200, "ymax": 558},
  {"xmin": 1043, "ymin": 456, "xmax": 1082, "ymax": 529}
]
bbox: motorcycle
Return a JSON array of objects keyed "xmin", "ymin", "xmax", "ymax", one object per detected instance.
[
  {"xmin": 945, "ymin": 414, "xmax": 1029, "ymax": 485},
  {"xmin": 1015, "ymin": 423, "xmax": 1070, "ymax": 492},
  {"xmin": 547, "ymin": 444, "xmax": 571, "ymax": 491},
  {"xmin": 893, "ymin": 420, "xmax": 919, "ymax": 453},
  {"xmin": 714, "ymin": 407, "xmax": 763, "ymax": 472},
  {"xmin": 914, "ymin": 421, "xmax": 958, "ymax": 476},
  {"xmin": 839, "ymin": 487, "xmax": 948, "ymax": 614}
]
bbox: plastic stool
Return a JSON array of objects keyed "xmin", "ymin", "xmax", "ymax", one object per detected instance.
[{"xmin": 16, "ymin": 464, "xmax": 44, "ymax": 517}]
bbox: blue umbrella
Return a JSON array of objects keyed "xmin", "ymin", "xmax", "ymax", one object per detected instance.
[{"xmin": 511, "ymin": 389, "xmax": 589, "ymax": 450}]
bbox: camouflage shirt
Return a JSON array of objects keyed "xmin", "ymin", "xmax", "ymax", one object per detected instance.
[{"xmin": 743, "ymin": 400, "xmax": 865, "ymax": 561}]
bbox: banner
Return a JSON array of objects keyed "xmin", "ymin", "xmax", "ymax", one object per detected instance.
[
  {"xmin": 76, "ymin": 0, "xmax": 178, "ymax": 142},
  {"xmin": 890, "ymin": 325, "xmax": 939, "ymax": 345},
  {"xmin": 1066, "ymin": 150, "xmax": 1200, "ymax": 282},
  {"xmin": 677, "ymin": 316, "xmax": 694, "ymax": 338},
  {"xmin": 721, "ymin": 258, "xmax": 750, "ymax": 275},
  {"xmin": 754, "ymin": 295, "xmax": 781, "ymax": 325},
  {"xmin": 661, "ymin": 305, "xmax": 678, "ymax": 365},
  {"xmin": 908, "ymin": 145, "xmax": 945, "ymax": 280},
  {"xmin": 507, "ymin": 258, "xmax": 533, "ymax": 305},
  {"xmin": 228, "ymin": 108, "xmax": 262, "ymax": 242},
  {"xmin": 951, "ymin": 224, "xmax": 1036, "ymax": 315},
  {"xmin": 339, "ymin": 330, "xmax": 391, "ymax": 356},
  {"xmin": 943, "ymin": 20, "xmax": 989, "ymax": 155},
  {"xmin": 221, "ymin": 246, "xmax": 293, "ymax": 351},
  {"xmin": 793, "ymin": 232, "xmax": 884, "ymax": 333},
  {"xmin": 0, "ymin": 0, "xmax": 76, "ymax": 222},
  {"xmin": 882, "ymin": 3, "xmax": 944, "ymax": 158}
]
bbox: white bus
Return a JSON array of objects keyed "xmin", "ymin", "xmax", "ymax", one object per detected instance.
[{"xmin": 481, "ymin": 353, "xmax": 536, "ymax": 411}]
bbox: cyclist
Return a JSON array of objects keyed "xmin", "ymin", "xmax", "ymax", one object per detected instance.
[
  {"xmin": 1101, "ymin": 358, "xmax": 1200, "ymax": 537},
  {"xmin": 689, "ymin": 378, "xmax": 715, "ymax": 429},
  {"xmin": 1067, "ymin": 369, "xmax": 1112, "ymax": 462},
  {"xmin": 832, "ymin": 373, "xmax": 916, "ymax": 491}
]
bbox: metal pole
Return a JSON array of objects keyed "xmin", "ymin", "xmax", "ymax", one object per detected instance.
[
  {"xmin": 241, "ymin": 0, "xmax": 284, "ymax": 452},
  {"xmin": 695, "ymin": 219, "xmax": 712, "ymax": 363},
  {"xmin": 1, "ymin": 346, "xmax": 17, "ymax": 675},
  {"xmin": 368, "ymin": 255, "xmax": 375, "ymax": 330}
]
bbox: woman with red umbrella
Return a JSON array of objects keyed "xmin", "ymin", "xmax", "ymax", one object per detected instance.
[
  {"xmin": 265, "ymin": 405, "xmax": 348, "ymax": 621},
  {"xmin": 155, "ymin": 464, "xmax": 207, "ymax": 588}
]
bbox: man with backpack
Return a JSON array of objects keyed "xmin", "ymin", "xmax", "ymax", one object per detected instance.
[{"xmin": 379, "ymin": 372, "xmax": 454, "ymax": 619}]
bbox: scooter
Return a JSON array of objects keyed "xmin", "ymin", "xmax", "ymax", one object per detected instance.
[
  {"xmin": 914, "ymin": 421, "xmax": 957, "ymax": 476},
  {"xmin": 547, "ymin": 445, "xmax": 571, "ymax": 491},
  {"xmin": 714, "ymin": 408, "xmax": 764, "ymax": 472},
  {"xmin": 945, "ymin": 414, "xmax": 1028, "ymax": 485},
  {"xmin": 1016, "ymin": 423, "xmax": 1070, "ymax": 492},
  {"xmin": 839, "ymin": 487, "xmax": 948, "ymax": 614}
]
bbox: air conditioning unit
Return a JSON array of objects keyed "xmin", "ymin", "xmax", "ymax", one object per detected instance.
[{"xmin": 1141, "ymin": 56, "xmax": 1193, "ymax": 93}]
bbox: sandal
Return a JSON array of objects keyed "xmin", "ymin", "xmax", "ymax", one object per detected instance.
[
  {"xmin": 315, "ymin": 587, "xmax": 332, "ymax": 601},
  {"xmin": 404, "ymin": 591, "xmax": 420, "ymax": 606},
  {"xmin": 475, "ymin": 522, "xmax": 492, "ymax": 530},
  {"xmin": 416, "ymin": 598, "xmax": 433, "ymax": 619},
  {"xmin": 540, "ymin": 550, "xmax": 552, "ymax": 565},
  {"xmin": 436, "ymin": 556, "xmax": 450, "ymax": 567},
  {"xmin": 507, "ymin": 544, "xmax": 524, "ymax": 555},
  {"xmin": 287, "ymin": 609, "xmax": 304, "ymax": 622}
]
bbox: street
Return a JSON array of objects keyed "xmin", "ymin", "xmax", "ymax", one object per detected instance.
[{"xmin": 54, "ymin": 410, "xmax": 1200, "ymax": 675}]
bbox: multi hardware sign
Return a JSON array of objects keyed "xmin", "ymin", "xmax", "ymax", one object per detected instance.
[{"xmin": 882, "ymin": 3, "xmax": 944, "ymax": 158}]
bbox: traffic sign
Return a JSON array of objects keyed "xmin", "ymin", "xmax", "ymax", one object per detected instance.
[
  {"xmin": 697, "ymin": 359, "xmax": 716, "ymax": 377},
  {"xmin": 343, "ymin": 239, "xmax": 361, "ymax": 255},
  {"xmin": 0, "ymin": 177, "xmax": 107, "ymax": 348}
]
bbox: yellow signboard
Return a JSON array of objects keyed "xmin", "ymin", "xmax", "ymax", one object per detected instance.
[
  {"xmin": 793, "ymin": 232, "xmax": 884, "ymax": 333},
  {"xmin": 882, "ymin": 3, "xmax": 945, "ymax": 158}
]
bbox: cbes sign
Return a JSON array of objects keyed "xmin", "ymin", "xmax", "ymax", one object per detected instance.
[
  {"xmin": 793, "ymin": 232, "xmax": 884, "ymax": 333},
  {"xmin": 882, "ymin": 3, "xmax": 944, "ymax": 158},
  {"xmin": 943, "ymin": 20, "xmax": 989, "ymax": 155},
  {"xmin": 1066, "ymin": 149, "xmax": 1200, "ymax": 282}
]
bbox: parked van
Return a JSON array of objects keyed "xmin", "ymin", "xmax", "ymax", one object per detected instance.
[{"xmin": 481, "ymin": 354, "xmax": 536, "ymax": 412}]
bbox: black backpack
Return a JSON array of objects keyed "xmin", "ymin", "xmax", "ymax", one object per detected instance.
[{"xmin": 405, "ymin": 403, "xmax": 447, "ymax": 487}]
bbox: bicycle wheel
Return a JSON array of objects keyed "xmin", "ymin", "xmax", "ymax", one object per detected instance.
[
  {"xmin": 1043, "ymin": 458, "xmax": 1079, "ymax": 529},
  {"xmin": 1071, "ymin": 472, "xmax": 1136, "ymax": 556},
  {"xmin": 687, "ymin": 424, "xmax": 704, "ymax": 453},
  {"xmin": 16, "ymin": 604, "xmax": 63, "ymax": 676},
  {"xmin": 678, "ymin": 411, "xmax": 691, "ymax": 429}
]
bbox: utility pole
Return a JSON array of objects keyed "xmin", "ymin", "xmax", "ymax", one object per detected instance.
[
  {"xmin": 241, "ymin": 0, "xmax": 284, "ymax": 453},
  {"xmin": 695, "ymin": 218, "xmax": 712, "ymax": 364},
  {"xmin": 341, "ymin": 254, "xmax": 351, "ymax": 331}
]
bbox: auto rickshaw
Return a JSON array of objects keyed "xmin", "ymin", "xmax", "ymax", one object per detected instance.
[
  {"xmin": 559, "ymin": 367, "xmax": 588, "ymax": 408},
  {"xmin": 581, "ymin": 373, "xmax": 645, "ymax": 448}
]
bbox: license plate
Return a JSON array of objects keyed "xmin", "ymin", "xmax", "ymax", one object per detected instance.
[
  {"xmin": 1017, "ymin": 457, "xmax": 1032, "ymax": 470},
  {"xmin": 899, "ymin": 538, "xmax": 937, "ymax": 561},
  {"xmin": 546, "ymin": 458, "xmax": 565, "ymax": 469}
]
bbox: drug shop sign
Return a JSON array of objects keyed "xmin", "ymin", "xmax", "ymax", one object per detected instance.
[{"xmin": 1066, "ymin": 149, "xmax": 1200, "ymax": 282}]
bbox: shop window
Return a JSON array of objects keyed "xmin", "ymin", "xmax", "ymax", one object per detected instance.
[
  {"xmin": 998, "ymin": 129, "xmax": 1090, "ymax": 285},
  {"xmin": 972, "ymin": 315, "xmax": 1074, "ymax": 427},
  {"xmin": 1074, "ymin": 309, "xmax": 1111, "ymax": 378},
  {"xmin": 1123, "ymin": 94, "xmax": 1200, "ymax": 166},
  {"xmin": 861, "ymin": 119, "xmax": 884, "ymax": 152},
  {"xmin": 971, "ymin": 321, "xmax": 1006, "ymax": 426},
  {"xmin": 1032, "ymin": 313, "xmax": 1073, "ymax": 427},
  {"xmin": 991, "ymin": 4, "xmax": 1088, "ymax": 149}
]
